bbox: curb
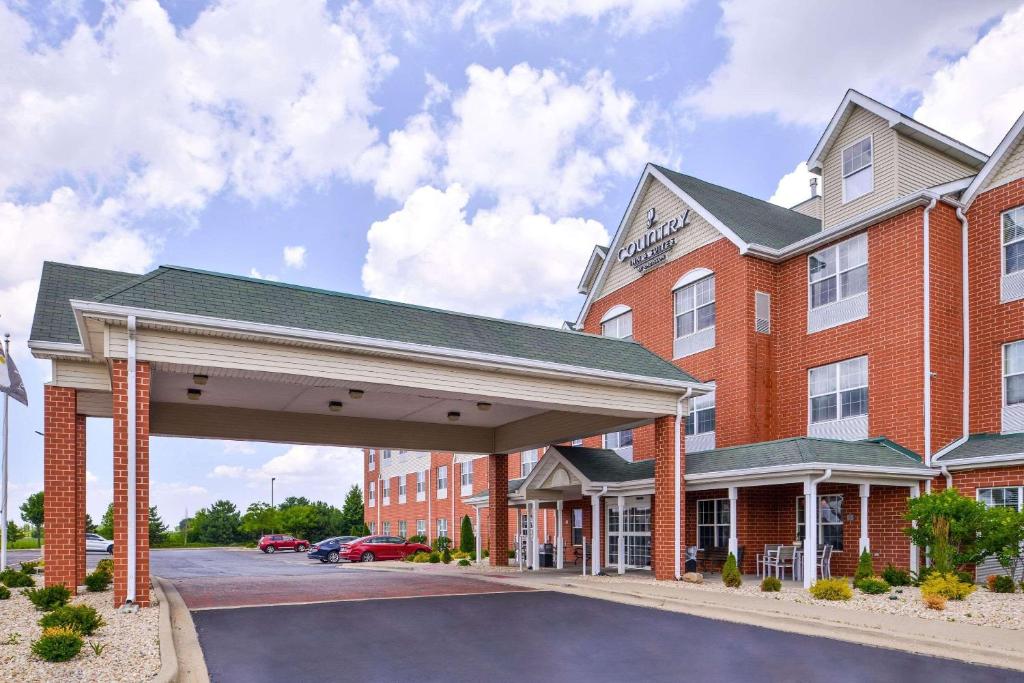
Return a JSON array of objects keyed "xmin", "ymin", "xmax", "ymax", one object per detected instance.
[{"xmin": 153, "ymin": 576, "xmax": 211, "ymax": 683}]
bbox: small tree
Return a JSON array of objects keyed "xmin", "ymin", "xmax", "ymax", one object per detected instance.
[
  {"xmin": 98, "ymin": 503, "xmax": 114, "ymax": 539},
  {"xmin": 931, "ymin": 517, "xmax": 952, "ymax": 574},
  {"xmin": 722, "ymin": 552, "xmax": 742, "ymax": 588},
  {"xmin": 20, "ymin": 492, "xmax": 44, "ymax": 548},
  {"xmin": 985, "ymin": 506, "xmax": 1024, "ymax": 581},
  {"xmin": 339, "ymin": 485, "xmax": 365, "ymax": 536},
  {"xmin": 904, "ymin": 489, "xmax": 991, "ymax": 571},
  {"xmin": 240, "ymin": 502, "xmax": 280, "ymax": 539},
  {"xmin": 191, "ymin": 500, "xmax": 243, "ymax": 545},
  {"xmin": 854, "ymin": 550, "xmax": 874, "ymax": 583},
  {"xmin": 148, "ymin": 507, "xmax": 169, "ymax": 546},
  {"xmin": 459, "ymin": 515, "xmax": 475, "ymax": 554},
  {"xmin": 84, "ymin": 514, "xmax": 97, "ymax": 534},
  {"xmin": 6, "ymin": 521, "xmax": 23, "ymax": 543}
]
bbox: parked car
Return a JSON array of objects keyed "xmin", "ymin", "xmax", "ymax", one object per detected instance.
[
  {"xmin": 258, "ymin": 534, "xmax": 310, "ymax": 553},
  {"xmin": 338, "ymin": 536, "xmax": 431, "ymax": 563},
  {"xmin": 306, "ymin": 536, "xmax": 360, "ymax": 563},
  {"xmin": 85, "ymin": 533, "xmax": 113, "ymax": 554}
]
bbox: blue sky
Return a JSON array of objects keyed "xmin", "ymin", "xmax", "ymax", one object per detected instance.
[{"xmin": 3, "ymin": 0, "xmax": 1023, "ymax": 527}]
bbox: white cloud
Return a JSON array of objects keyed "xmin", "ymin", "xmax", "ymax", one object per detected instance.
[
  {"xmin": 283, "ymin": 245, "xmax": 307, "ymax": 269},
  {"xmin": 913, "ymin": 4, "xmax": 1024, "ymax": 152},
  {"xmin": 208, "ymin": 445, "xmax": 364, "ymax": 503},
  {"xmin": 222, "ymin": 442, "xmax": 258, "ymax": 455},
  {"xmin": 248, "ymin": 268, "xmax": 280, "ymax": 282},
  {"xmin": 769, "ymin": 162, "xmax": 818, "ymax": 208},
  {"xmin": 362, "ymin": 184, "xmax": 608, "ymax": 321},
  {"xmin": 687, "ymin": 0, "xmax": 1016, "ymax": 127},
  {"xmin": 151, "ymin": 481, "xmax": 212, "ymax": 523},
  {"xmin": 456, "ymin": 0, "xmax": 695, "ymax": 39},
  {"xmin": 357, "ymin": 112, "xmax": 442, "ymax": 201},
  {"xmin": 86, "ymin": 470, "xmax": 98, "ymax": 484}
]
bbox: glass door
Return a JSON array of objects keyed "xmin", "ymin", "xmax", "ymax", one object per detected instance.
[{"xmin": 606, "ymin": 496, "xmax": 651, "ymax": 569}]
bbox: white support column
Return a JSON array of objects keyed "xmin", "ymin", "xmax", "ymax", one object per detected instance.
[
  {"xmin": 475, "ymin": 506, "xmax": 482, "ymax": 565},
  {"xmin": 909, "ymin": 483, "xmax": 921, "ymax": 573},
  {"xmin": 555, "ymin": 500, "xmax": 564, "ymax": 569},
  {"xmin": 802, "ymin": 478, "xmax": 817, "ymax": 589},
  {"xmin": 859, "ymin": 484, "xmax": 870, "ymax": 554},
  {"xmin": 530, "ymin": 501, "xmax": 540, "ymax": 571},
  {"xmin": 616, "ymin": 495, "xmax": 625, "ymax": 575},
  {"xmin": 727, "ymin": 487, "xmax": 738, "ymax": 558},
  {"xmin": 591, "ymin": 494, "xmax": 601, "ymax": 576}
]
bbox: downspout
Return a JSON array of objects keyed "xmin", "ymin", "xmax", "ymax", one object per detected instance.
[
  {"xmin": 451, "ymin": 453, "xmax": 457, "ymax": 544},
  {"xmin": 591, "ymin": 484, "xmax": 608, "ymax": 576},
  {"xmin": 674, "ymin": 389, "xmax": 693, "ymax": 581},
  {"xmin": 922, "ymin": 197, "xmax": 937, "ymax": 467},
  {"xmin": 427, "ymin": 466, "xmax": 432, "ymax": 544},
  {"xmin": 126, "ymin": 315, "xmax": 137, "ymax": 607},
  {"xmin": 940, "ymin": 465, "xmax": 953, "ymax": 489}
]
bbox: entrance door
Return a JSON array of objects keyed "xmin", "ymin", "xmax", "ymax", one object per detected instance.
[{"xmin": 606, "ymin": 496, "xmax": 652, "ymax": 569}]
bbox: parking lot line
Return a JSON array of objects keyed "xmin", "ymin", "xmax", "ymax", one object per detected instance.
[{"xmin": 189, "ymin": 588, "xmax": 543, "ymax": 612}]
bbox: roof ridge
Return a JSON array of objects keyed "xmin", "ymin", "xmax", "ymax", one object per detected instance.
[
  {"xmin": 42, "ymin": 261, "xmax": 136, "ymax": 278},
  {"xmin": 154, "ymin": 264, "xmax": 648, "ymax": 349}
]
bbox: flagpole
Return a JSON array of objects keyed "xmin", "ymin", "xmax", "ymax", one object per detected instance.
[{"xmin": 1, "ymin": 334, "xmax": 10, "ymax": 570}]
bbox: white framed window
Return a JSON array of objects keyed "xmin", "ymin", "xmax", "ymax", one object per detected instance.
[
  {"xmin": 398, "ymin": 520, "xmax": 407, "ymax": 538},
  {"xmin": 368, "ymin": 449, "xmax": 376, "ymax": 471},
  {"xmin": 398, "ymin": 476, "xmax": 407, "ymax": 501},
  {"xmin": 382, "ymin": 521, "xmax": 391, "ymax": 535},
  {"xmin": 809, "ymin": 233, "xmax": 867, "ymax": 310},
  {"xmin": 604, "ymin": 430, "xmax": 633, "ymax": 461},
  {"xmin": 696, "ymin": 499, "xmax": 729, "ymax": 550},
  {"xmin": 754, "ymin": 291, "xmax": 771, "ymax": 334},
  {"xmin": 572, "ymin": 508, "xmax": 583, "ymax": 546},
  {"xmin": 978, "ymin": 487, "xmax": 1022, "ymax": 511},
  {"xmin": 416, "ymin": 470, "xmax": 426, "ymax": 501},
  {"xmin": 571, "ymin": 438, "xmax": 583, "ymax": 446},
  {"xmin": 382, "ymin": 449, "xmax": 392, "ymax": 465},
  {"xmin": 382, "ymin": 478, "xmax": 391, "ymax": 505},
  {"xmin": 368, "ymin": 481, "xmax": 376, "ymax": 507},
  {"xmin": 437, "ymin": 518, "xmax": 448, "ymax": 539},
  {"xmin": 1003, "ymin": 341, "xmax": 1024, "ymax": 433},
  {"xmin": 797, "ymin": 495, "xmax": 844, "ymax": 550},
  {"xmin": 368, "ymin": 521, "xmax": 376, "ymax": 535},
  {"xmin": 436, "ymin": 465, "xmax": 448, "ymax": 499},
  {"xmin": 416, "ymin": 519, "xmax": 426, "ymax": 537},
  {"xmin": 601, "ymin": 309, "xmax": 633, "ymax": 339},
  {"xmin": 841, "ymin": 135, "xmax": 873, "ymax": 203},
  {"xmin": 1006, "ymin": 207, "xmax": 1024, "ymax": 276},
  {"xmin": 674, "ymin": 274, "xmax": 716, "ymax": 339},
  {"xmin": 685, "ymin": 390, "xmax": 716, "ymax": 436},
  {"xmin": 809, "ymin": 356, "xmax": 868, "ymax": 424},
  {"xmin": 606, "ymin": 496, "xmax": 652, "ymax": 569},
  {"xmin": 461, "ymin": 460, "xmax": 474, "ymax": 487},
  {"xmin": 520, "ymin": 450, "xmax": 538, "ymax": 477}
]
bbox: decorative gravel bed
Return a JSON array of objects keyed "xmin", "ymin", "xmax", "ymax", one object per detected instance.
[{"xmin": 0, "ymin": 575, "xmax": 160, "ymax": 682}]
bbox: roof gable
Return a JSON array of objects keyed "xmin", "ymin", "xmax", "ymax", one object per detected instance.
[
  {"xmin": 30, "ymin": 261, "xmax": 138, "ymax": 346},
  {"xmin": 962, "ymin": 111, "xmax": 1024, "ymax": 207}
]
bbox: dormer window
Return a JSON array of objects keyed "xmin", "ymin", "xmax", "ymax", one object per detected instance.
[
  {"xmin": 601, "ymin": 306, "xmax": 633, "ymax": 340},
  {"xmin": 842, "ymin": 136, "xmax": 873, "ymax": 203}
]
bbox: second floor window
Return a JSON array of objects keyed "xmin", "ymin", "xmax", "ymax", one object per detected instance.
[
  {"xmin": 606, "ymin": 430, "xmax": 633, "ymax": 450},
  {"xmin": 382, "ymin": 479, "xmax": 390, "ymax": 500},
  {"xmin": 809, "ymin": 356, "xmax": 868, "ymax": 424},
  {"xmin": 674, "ymin": 275, "xmax": 715, "ymax": 339},
  {"xmin": 842, "ymin": 135, "xmax": 873, "ymax": 202},
  {"xmin": 437, "ymin": 466, "xmax": 448, "ymax": 490},
  {"xmin": 461, "ymin": 460, "xmax": 473, "ymax": 487},
  {"xmin": 1004, "ymin": 207, "xmax": 1024, "ymax": 276},
  {"xmin": 416, "ymin": 470, "xmax": 426, "ymax": 494},
  {"xmin": 809, "ymin": 233, "xmax": 867, "ymax": 309},
  {"xmin": 368, "ymin": 481, "xmax": 376, "ymax": 504},
  {"xmin": 685, "ymin": 389, "xmax": 716, "ymax": 436},
  {"xmin": 520, "ymin": 450, "xmax": 538, "ymax": 477},
  {"xmin": 601, "ymin": 310, "xmax": 633, "ymax": 339},
  {"xmin": 1006, "ymin": 341, "xmax": 1024, "ymax": 408},
  {"xmin": 368, "ymin": 450, "xmax": 375, "ymax": 470},
  {"xmin": 399, "ymin": 476, "xmax": 407, "ymax": 497},
  {"xmin": 382, "ymin": 449, "xmax": 392, "ymax": 464}
]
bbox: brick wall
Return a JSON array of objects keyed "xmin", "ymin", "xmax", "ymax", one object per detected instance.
[
  {"xmin": 43, "ymin": 384, "xmax": 81, "ymax": 592},
  {"xmin": 652, "ymin": 415, "xmax": 682, "ymax": 579},
  {"xmin": 75, "ymin": 414, "xmax": 87, "ymax": 585},
  {"xmin": 487, "ymin": 455, "xmax": 509, "ymax": 566},
  {"xmin": 929, "ymin": 202, "xmax": 967, "ymax": 453},
  {"xmin": 950, "ymin": 465, "xmax": 1024, "ymax": 498}
]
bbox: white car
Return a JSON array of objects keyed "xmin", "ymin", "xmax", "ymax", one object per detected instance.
[{"xmin": 85, "ymin": 533, "xmax": 113, "ymax": 554}]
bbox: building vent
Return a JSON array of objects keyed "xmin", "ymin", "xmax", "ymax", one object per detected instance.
[{"xmin": 754, "ymin": 291, "xmax": 771, "ymax": 334}]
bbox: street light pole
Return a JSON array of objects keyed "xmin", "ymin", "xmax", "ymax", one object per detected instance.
[{"xmin": 271, "ymin": 477, "xmax": 276, "ymax": 508}]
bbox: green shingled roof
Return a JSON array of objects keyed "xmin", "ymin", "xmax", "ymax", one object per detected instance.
[
  {"xmin": 653, "ymin": 165, "xmax": 822, "ymax": 250},
  {"xmin": 31, "ymin": 262, "xmax": 697, "ymax": 384},
  {"xmin": 549, "ymin": 446, "xmax": 654, "ymax": 482},
  {"xmin": 686, "ymin": 437, "xmax": 927, "ymax": 476},
  {"xmin": 937, "ymin": 433, "xmax": 1024, "ymax": 463}
]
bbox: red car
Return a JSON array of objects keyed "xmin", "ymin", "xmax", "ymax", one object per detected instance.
[
  {"xmin": 258, "ymin": 534, "xmax": 310, "ymax": 554},
  {"xmin": 339, "ymin": 535, "xmax": 431, "ymax": 562}
]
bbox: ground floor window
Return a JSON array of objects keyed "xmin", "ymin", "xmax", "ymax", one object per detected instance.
[
  {"xmin": 398, "ymin": 520, "xmax": 407, "ymax": 538},
  {"xmin": 978, "ymin": 486, "xmax": 1022, "ymax": 511},
  {"xmin": 368, "ymin": 521, "xmax": 376, "ymax": 534},
  {"xmin": 572, "ymin": 508, "xmax": 583, "ymax": 546},
  {"xmin": 796, "ymin": 494, "xmax": 844, "ymax": 550},
  {"xmin": 437, "ymin": 517, "xmax": 448, "ymax": 539},
  {"xmin": 607, "ymin": 497, "xmax": 651, "ymax": 568},
  {"xmin": 697, "ymin": 498, "xmax": 729, "ymax": 550},
  {"xmin": 416, "ymin": 519, "xmax": 425, "ymax": 537},
  {"xmin": 382, "ymin": 521, "xmax": 391, "ymax": 535}
]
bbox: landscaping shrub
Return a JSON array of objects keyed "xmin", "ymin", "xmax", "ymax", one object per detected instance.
[
  {"xmin": 854, "ymin": 550, "xmax": 874, "ymax": 583},
  {"xmin": 912, "ymin": 565, "xmax": 935, "ymax": 586},
  {"xmin": 407, "ymin": 535, "xmax": 427, "ymax": 545},
  {"xmin": 0, "ymin": 568, "xmax": 34, "ymax": 588},
  {"xmin": 760, "ymin": 576, "xmax": 781, "ymax": 592},
  {"xmin": 412, "ymin": 552, "xmax": 431, "ymax": 563},
  {"xmin": 721, "ymin": 552, "xmax": 741, "ymax": 588},
  {"xmin": 809, "ymin": 578, "xmax": 852, "ymax": 601},
  {"xmin": 31, "ymin": 626, "xmax": 83, "ymax": 662},
  {"xmin": 855, "ymin": 577, "xmax": 890, "ymax": 595},
  {"xmin": 84, "ymin": 569, "xmax": 112, "ymax": 593},
  {"xmin": 451, "ymin": 551, "xmax": 470, "ymax": 560},
  {"xmin": 95, "ymin": 559, "xmax": 114, "ymax": 576},
  {"xmin": 469, "ymin": 551, "xmax": 476, "ymax": 561},
  {"xmin": 923, "ymin": 593, "xmax": 947, "ymax": 611},
  {"xmin": 920, "ymin": 573, "xmax": 975, "ymax": 601},
  {"xmin": 990, "ymin": 575, "xmax": 1017, "ymax": 594},
  {"xmin": 458, "ymin": 559, "xmax": 471, "ymax": 567},
  {"xmin": 0, "ymin": 585, "xmax": 9, "ymax": 600},
  {"xmin": 459, "ymin": 515, "xmax": 475, "ymax": 554},
  {"xmin": 428, "ymin": 551, "xmax": 441, "ymax": 563},
  {"xmin": 25, "ymin": 584, "xmax": 72, "ymax": 611},
  {"xmin": 431, "ymin": 536, "xmax": 451, "ymax": 553},
  {"xmin": 441, "ymin": 548, "xmax": 452, "ymax": 564},
  {"xmin": 39, "ymin": 605, "xmax": 105, "ymax": 636},
  {"xmin": 19, "ymin": 561, "xmax": 41, "ymax": 575},
  {"xmin": 881, "ymin": 565, "xmax": 913, "ymax": 587},
  {"xmin": 507, "ymin": 549, "xmax": 515, "ymax": 559},
  {"xmin": 483, "ymin": 549, "xmax": 489, "ymax": 558},
  {"xmin": 956, "ymin": 571, "xmax": 974, "ymax": 585}
]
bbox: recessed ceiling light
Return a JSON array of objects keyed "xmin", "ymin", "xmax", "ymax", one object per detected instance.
[
  {"xmin": 349, "ymin": 389, "xmax": 364, "ymax": 399},
  {"xmin": 329, "ymin": 401, "xmax": 344, "ymax": 412},
  {"xmin": 447, "ymin": 411, "xmax": 461, "ymax": 422},
  {"xmin": 187, "ymin": 388, "xmax": 202, "ymax": 401},
  {"xmin": 476, "ymin": 402, "xmax": 492, "ymax": 411},
  {"xmin": 192, "ymin": 374, "xmax": 209, "ymax": 386}
]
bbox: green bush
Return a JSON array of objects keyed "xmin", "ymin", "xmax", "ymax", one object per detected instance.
[
  {"xmin": 468, "ymin": 551, "xmax": 476, "ymax": 561},
  {"xmin": 441, "ymin": 548, "xmax": 452, "ymax": 564},
  {"xmin": 483, "ymin": 549, "xmax": 489, "ymax": 558},
  {"xmin": 25, "ymin": 584, "xmax": 72, "ymax": 611},
  {"xmin": 507, "ymin": 549, "xmax": 515, "ymax": 559},
  {"xmin": 0, "ymin": 585, "xmax": 10, "ymax": 600},
  {"xmin": 412, "ymin": 551, "xmax": 431, "ymax": 563},
  {"xmin": 0, "ymin": 568, "xmax": 34, "ymax": 588},
  {"xmin": 854, "ymin": 550, "xmax": 874, "ymax": 583},
  {"xmin": 428, "ymin": 551, "xmax": 441, "ymax": 563},
  {"xmin": 431, "ymin": 536, "xmax": 451, "ymax": 553},
  {"xmin": 881, "ymin": 564, "xmax": 913, "ymax": 587},
  {"xmin": 991, "ymin": 575, "xmax": 1016, "ymax": 594},
  {"xmin": 956, "ymin": 570, "xmax": 974, "ymax": 585},
  {"xmin": 95, "ymin": 559, "xmax": 114, "ymax": 576},
  {"xmin": 721, "ymin": 552, "xmax": 741, "ymax": 588},
  {"xmin": 920, "ymin": 572, "xmax": 976, "ymax": 601},
  {"xmin": 39, "ymin": 605, "xmax": 105, "ymax": 636},
  {"xmin": 913, "ymin": 565, "xmax": 936, "ymax": 586},
  {"xmin": 84, "ymin": 570, "xmax": 112, "ymax": 592},
  {"xmin": 809, "ymin": 578, "xmax": 853, "ymax": 601},
  {"xmin": 855, "ymin": 577, "xmax": 890, "ymax": 595},
  {"xmin": 459, "ymin": 515, "xmax": 476, "ymax": 554},
  {"xmin": 19, "ymin": 561, "xmax": 41, "ymax": 575},
  {"xmin": 760, "ymin": 576, "xmax": 781, "ymax": 592},
  {"xmin": 407, "ymin": 535, "xmax": 427, "ymax": 545},
  {"xmin": 451, "ymin": 551, "xmax": 470, "ymax": 560},
  {"xmin": 31, "ymin": 626, "xmax": 83, "ymax": 662},
  {"xmin": 458, "ymin": 559, "xmax": 471, "ymax": 567}
]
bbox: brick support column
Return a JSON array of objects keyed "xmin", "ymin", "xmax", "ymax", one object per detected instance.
[
  {"xmin": 43, "ymin": 385, "xmax": 81, "ymax": 592},
  {"xmin": 75, "ymin": 414, "xmax": 87, "ymax": 586},
  {"xmin": 112, "ymin": 360, "xmax": 151, "ymax": 607},
  {"xmin": 652, "ymin": 414, "xmax": 683, "ymax": 580},
  {"xmin": 487, "ymin": 454, "xmax": 508, "ymax": 566}
]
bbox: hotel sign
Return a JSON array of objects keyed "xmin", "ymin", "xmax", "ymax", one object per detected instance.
[{"xmin": 617, "ymin": 208, "xmax": 691, "ymax": 274}]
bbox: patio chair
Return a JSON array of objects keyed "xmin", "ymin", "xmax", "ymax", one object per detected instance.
[
  {"xmin": 756, "ymin": 544, "xmax": 781, "ymax": 578},
  {"xmin": 767, "ymin": 545, "xmax": 796, "ymax": 580},
  {"xmin": 572, "ymin": 546, "xmax": 583, "ymax": 566},
  {"xmin": 816, "ymin": 545, "xmax": 833, "ymax": 579}
]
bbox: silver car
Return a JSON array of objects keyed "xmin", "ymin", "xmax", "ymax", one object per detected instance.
[{"xmin": 85, "ymin": 533, "xmax": 113, "ymax": 554}]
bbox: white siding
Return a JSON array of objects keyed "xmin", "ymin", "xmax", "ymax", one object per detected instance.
[
  {"xmin": 52, "ymin": 361, "xmax": 111, "ymax": 391},
  {"xmin": 822, "ymin": 107, "xmax": 898, "ymax": 229},
  {"xmin": 790, "ymin": 195, "xmax": 822, "ymax": 219},
  {"xmin": 987, "ymin": 138, "xmax": 1024, "ymax": 192},
  {"xmin": 896, "ymin": 135, "xmax": 977, "ymax": 195},
  {"xmin": 808, "ymin": 415, "xmax": 868, "ymax": 441}
]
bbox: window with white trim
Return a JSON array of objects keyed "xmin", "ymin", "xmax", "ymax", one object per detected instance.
[
  {"xmin": 796, "ymin": 494, "xmax": 844, "ymax": 550},
  {"xmin": 398, "ymin": 476, "xmax": 407, "ymax": 498},
  {"xmin": 841, "ymin": 136, "xmax": 873, "ymax": 202},
  {"xmin": 382, "ymin": 478, "xmax": 391, "ymax": 505},
  {"xmin": 382, "ymin": 449, "xmax": 392, "ymax": 465},
  {"xmin": 398, "ymin": 520, "xmax": 407, "ymax": 538},
  {"xmin": 604, "ymin": 430, "xmax": 634, "ymax": 460},
  {"xmin": 437, "ymin": 518, "xmax": 448, "ymax": 539},
  {"xmin": 1003, "ymin": 207, "xmax": 1024, "ymax": 276},
  {"xmin": 368, "ymin": 481, "xmax": 376, "ymax": 506},
  {"xmin": 978, "ymin": 487, "xmax": 1022, "ymax": 511},
  {"xmin": 572, "ymin": 508, "xmax": 583, "ymax": 546},
  {"xmin": 809, "ymin": 233, "xmax": 867, "ymax": 310},
  {"xmin": 368, "ymin": 521, "xmax": 376, "ymax": 534},
  {"xmin": 382, "ymin": 521, "xmax": 391, "ymax": 535},
  {"xmin": 685, "ymin": 390, "xmax": 716, "ymax": 436},
  {"xmin": 674, "ymin": 274, "xmax": 715, "ymax": 340},
  {"xmin": 601, "ymin": 310, "xmax": 633, "ymax": 339},
  {"xmin": 696, "ymin": 499, "xmax": 729, "ymax": 550},
  {"xmin": 436, "ymin": 466, "xmax": 448, "ymax": 491},
  {"xmin": 416, "ymin": 470, "xmax": 426, "ymax": 495},
  {"xmin": 809, "ymin": 356, "xmax": 868, "ymax": 424},
  {"xmin": 1005, "ymin": 341, "xmax": 1024, "ymax": 409},
  {"xmin": 461, "ymin": 460, "xmax": 474, "ymax": 487},
  {"xmin": 416, "ymin": 519, "xmax": 426, "ymax": 537},
  {"xmin": 368, "ymin": 450, "xmax": 375, "ymax": 471},
  {"xmin": 520, "ymin": 450, "xmax": 538, "ymax": 477}
]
